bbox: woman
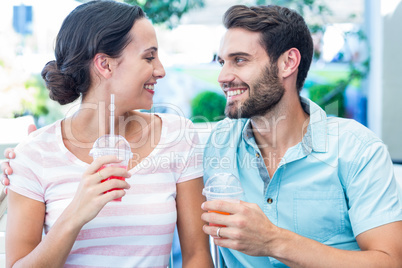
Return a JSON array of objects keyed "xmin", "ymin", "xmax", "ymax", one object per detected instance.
[{"xmin": 5, "ymin": 1, "xmax": 213, "ymax": 267}]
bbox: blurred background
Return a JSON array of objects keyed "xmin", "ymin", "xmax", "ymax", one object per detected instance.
[{"xmin": 0, "ymin": 0, "xmax": 401, "ymax": 159}]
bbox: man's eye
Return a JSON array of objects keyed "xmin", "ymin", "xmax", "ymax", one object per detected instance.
[
  {"xmin": 146, "ymin": 57, "xmax": 155, "ymax": 61},
  {"xmin": 235, "ymin": 58, "xmax": 245, "ymax": 63},
  {"xmin": 218, "ymin": 61, "xmax": 224, "ymax": 67}
]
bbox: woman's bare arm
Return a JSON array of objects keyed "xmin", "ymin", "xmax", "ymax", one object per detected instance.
[{"xmin": 176, "ymin": 177, "xmax": 214, "ymax": 268}]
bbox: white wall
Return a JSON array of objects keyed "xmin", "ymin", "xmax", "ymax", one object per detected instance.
[{"xmin": 366, "ymin": 0, "xmax": 402, "ymax": 162}]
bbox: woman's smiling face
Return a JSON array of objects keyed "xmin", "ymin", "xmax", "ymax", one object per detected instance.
[{"xmin": 111, "ymin": 18, "xmax": 165, "ymax": 111}]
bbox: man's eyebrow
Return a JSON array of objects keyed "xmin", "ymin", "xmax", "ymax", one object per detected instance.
[
  {"xmin": 228, "ymin": 52, "xmax": 251, "ymax": 57},
  {"xmin": 217, "ymin": 52, "xmax": 251, "ymax": 61}
]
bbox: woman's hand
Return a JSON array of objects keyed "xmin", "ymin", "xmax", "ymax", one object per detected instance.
[{"xmin": 65, "ymin": 155, "xmax": 131, "ymax": 228}]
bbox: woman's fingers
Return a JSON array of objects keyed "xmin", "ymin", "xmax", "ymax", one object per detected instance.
[
  {"xmin": 95, "ymin": 166, "xmax": 130, "ymax": 181},
  {"xmin": 84, "ymin": 163, "xmax": 131, "ymax": 199},
  {"xmin": 98, "ymin": 176, "xmax": 130, "ymax": 191},
  {"xmin": 98, "ymin": 189, "xmax": 127, "ymax": 204},
  {"xmin": 84, "ymin": 155, "xmax": 124, "ymax": 175}
]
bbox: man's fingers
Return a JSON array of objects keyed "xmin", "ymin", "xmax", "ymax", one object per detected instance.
[
  {"xmin": 203, "ymin": 224, "xmax": 225, "ymax": 239},
  {"xmin": 1, "ymin": 161, "xmax": 12, "ymax": 176},
  {"xmin": 2, "ymin": 177, "xmax": 10, "ymax": 187},
  {"xmin": 1, "ymin": 174, "xmax": 7, "ymax": 186},
  {"xmin": 240, "ymin": 200, "xmax": 259, "ymax": 209},
  {"xmin": 201, "ymin": 210, "xmax": 231, "ymax": 227},
  {"xmin": 28, "ymin": 124, "xmax": 37, "ymax": 135},
  {"xmin": 201, "ymin": 200, "xmax": 239, "ymax": 214},
  {"xmin": 3, "ymin": 148, "xmax": 15, "ymax": 159}
]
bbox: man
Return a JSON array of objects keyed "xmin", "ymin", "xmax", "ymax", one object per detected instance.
[
  {"xmin": 200, "ymin": 4, "xmax": 402, "ymax": 268},
  {"xmin": 2, "ymin": 4, "xmax": 402, "ymax": 268}
]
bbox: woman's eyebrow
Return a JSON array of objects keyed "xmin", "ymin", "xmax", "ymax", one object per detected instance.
[{"xmin": 143, "ymin": 47, "xmax": 158, "ymax": 53}]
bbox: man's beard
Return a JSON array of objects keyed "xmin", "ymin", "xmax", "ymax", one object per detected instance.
[{"xmin": 225, "ymin": 64, "xmax": 285, "ymax": 119}]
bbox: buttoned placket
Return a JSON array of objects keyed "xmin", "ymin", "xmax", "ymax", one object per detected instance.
[
  {"xmin": 243, "ymin": 126, "xmax": 280, "ymax": 224},
  {"xmin": 242, "ymin": 120, "xmax": 316, "ymax": 226},
  {"xmin": 241, "ymin": 102, "xmax": 322, "ymax": 224}
]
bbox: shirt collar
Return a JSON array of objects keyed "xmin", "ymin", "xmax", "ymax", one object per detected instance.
[
  {"xmin": 300, "ymin": 97, "xmax": 328, "ymax": 153},
  {"xmin": 241, "ymin": 97, "xmax": 328, "ymax": 153}
]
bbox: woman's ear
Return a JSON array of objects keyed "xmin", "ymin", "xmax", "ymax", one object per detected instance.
[
  {"xmin": 279, "ymin": 48, "xmax": 301, "ymax": 79},
  {"xmin": 93, "ymin": 53, "xmax": 112, "ymax": 79}
]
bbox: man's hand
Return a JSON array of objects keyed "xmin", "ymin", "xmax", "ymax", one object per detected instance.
[
  {"xmin": 1, "ymin": 124, "xmax": 37, "ymax": 191},
  {"xmin": 1, "ymin": 148, "xmax": 15, "ymax": 187},
  {"xmin": 201, "ymin": 200, "xmax": 280, "ymax": 257}
]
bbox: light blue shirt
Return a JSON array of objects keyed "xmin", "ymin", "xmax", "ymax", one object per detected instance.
[{"xmin": 203, "ymin": 97, "xmax": 402, "ymax": 268}]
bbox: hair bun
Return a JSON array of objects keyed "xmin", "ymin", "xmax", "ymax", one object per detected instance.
[{"xmin": 41, "ymin": 60, "xmax": 79, "ymax": 105}]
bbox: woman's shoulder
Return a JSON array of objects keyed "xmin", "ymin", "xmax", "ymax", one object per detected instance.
[
  {"xmin": 156, "ymin": 113, "xmax": 194, "ymax": 129},
  {"xmin": 156, "ymin": 112, "xmax": 189, "ymax": 122},
  {"xmin": 15, "ymin": 120, "xmax": 62, "ymax": 153},
  {"xmin": 152, "ymin": 113, "xmax": 200, "ymax": 146}
]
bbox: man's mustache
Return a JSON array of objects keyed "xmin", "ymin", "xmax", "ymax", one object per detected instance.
[{"xmin": 221, "ymin": 82, "xmax": 249, "ymax": 90}]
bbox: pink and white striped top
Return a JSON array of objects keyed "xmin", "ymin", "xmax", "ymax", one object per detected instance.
[{"xmin": 9, "ymin": 113, "xmax": 204, "ymax": 268}]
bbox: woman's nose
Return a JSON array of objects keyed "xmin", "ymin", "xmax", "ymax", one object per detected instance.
[{"xmin": 153, "ymin": 59, "xmax": 165, "ymax": 79}]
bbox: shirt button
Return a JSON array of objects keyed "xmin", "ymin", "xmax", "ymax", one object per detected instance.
[
  {"xmin": 267, "ymin": 198, "xmax": 273, "ymax": 204},
  {"xmin": 256, "ymin": 153, "xmax": 260, "ymax": 158}
]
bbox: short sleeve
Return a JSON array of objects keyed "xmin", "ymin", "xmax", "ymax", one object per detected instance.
[
  {"xmin": 176, "ymin": 120, "xmax": 204, "ymax": 183},
  {"xmin": 8, "ymin": 144, "xmax": 45, "ymax": 203},
  {"xmin": 346, "ymin": 141, "xmax": 402, "ymax": 236}
]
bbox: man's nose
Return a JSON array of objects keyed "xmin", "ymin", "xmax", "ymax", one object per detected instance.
[{"xmin": 217, "ymin": 64, "xmax": 235, "ymax": 85}]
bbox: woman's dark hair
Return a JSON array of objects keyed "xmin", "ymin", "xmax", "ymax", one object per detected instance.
[
  {"xmin": 41, "ymin": 0, "xmax": 145, "ymax": 105},
  {"xmin": 223, "ymin": 5, "xmax": 313, "ymax": 93}
]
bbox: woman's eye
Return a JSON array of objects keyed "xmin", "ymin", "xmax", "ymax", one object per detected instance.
[{"xmin": 146, "ymin": 52, "xmax": 155, "ymax": 62}]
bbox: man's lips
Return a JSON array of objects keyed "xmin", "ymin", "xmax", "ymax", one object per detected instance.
[{"xmin": 226, "ymin": 88, "xmax": 247, "ymax": 98}]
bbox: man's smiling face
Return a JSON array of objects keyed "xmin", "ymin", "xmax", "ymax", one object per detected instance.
[{"xmin": 217, "ymin": 28, "xmax": 285, "ymax": 119}]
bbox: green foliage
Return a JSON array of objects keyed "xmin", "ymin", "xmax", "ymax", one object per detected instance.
[
  {"xmin": 191, "ymin": 91, "xmax": 226, "ymax": 123},
  {"xmin": 21, "ymin": 75, "xmax": 49, "ymax": 118},
  {"xmin": 309, "ymin": 83, "xmax": 345, "ymax": 117},
  {"xmin": 257, "ymin": 0, "xmax": 332, "ymax": 18},
  {"xmin": 124, "ymin": 0, "xmax": 204, "ymax": 28},
  {"xmin": 77, "ymin": 0, "xmax": 205, "ymax": 28},
  {"xmin": 308, "ymin": 58, "xmax": 369, "ymax": 117}
]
